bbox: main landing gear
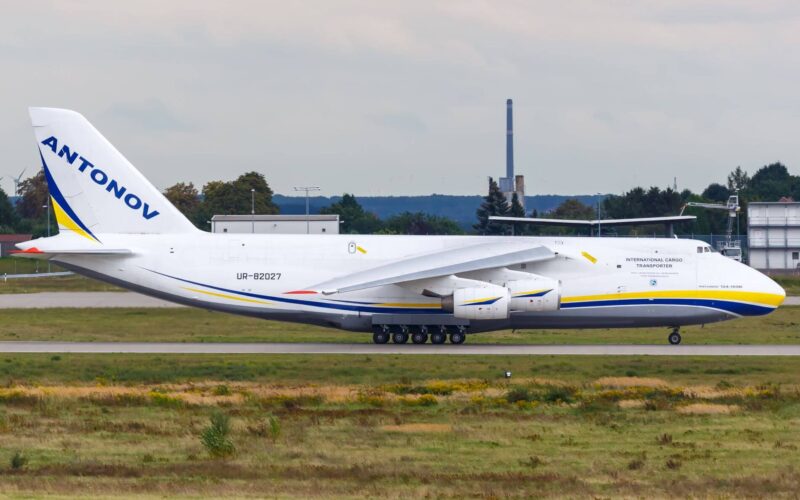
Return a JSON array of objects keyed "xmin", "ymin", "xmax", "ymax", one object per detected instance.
[
  {"xmin": 372, "ymin": 325, "xmax": 467, "ymax": 345},
  {"xmin": 668, "ymin": 327, "xmax": 682, "ymax": 345}
]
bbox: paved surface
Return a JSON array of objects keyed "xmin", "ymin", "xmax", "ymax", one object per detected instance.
[
  {"xmin": 1, "ymin": 342, "xmax": 799, "ymax": 355},
  {"xmin": 2, "ymin": 292, "xmax": 797, "ymax": 308},
  {"xmin": 0, "ymin": 292, "xmax": 182, "ymax": 308}
]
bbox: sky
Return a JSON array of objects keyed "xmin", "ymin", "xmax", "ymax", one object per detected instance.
[{"xmin": 1, "ymin": 1, "xmax": 800, "ymax": 197}]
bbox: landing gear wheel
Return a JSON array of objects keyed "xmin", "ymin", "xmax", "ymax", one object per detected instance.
[
  {"xmin": 668, "ymin": 330, "xmax": 682, "ymax": 345},
  {"xmin": 392, "ymin": 326, "xmax": 409, "ymax": 344},
  {"xmin": 430, "ymin": 327, "xmax": 447, "ymax": 345},
  {"xmin": 411, "ymin": 331, "xmax": 428, "ymax": 344},
  {"xmin": 449, "ymin": 331, "xmax": 466, "ymax": 344},
  {"xmin": 372, "ymin": 327, "xmax": 389, "ymax": 344}
]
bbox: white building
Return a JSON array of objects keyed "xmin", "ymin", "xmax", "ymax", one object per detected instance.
[
  {"xmin": 747, "ymin": 201, "xmax": 800, "ymax": 272},
  {"xmin": 211, "ymin": 214, "xmax": 340, "ymax": 235}
]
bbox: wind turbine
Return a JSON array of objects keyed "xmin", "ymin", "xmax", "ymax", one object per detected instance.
[{"xmin": 12, "ymin": 168, "xmax": 26, "ymax": 197}]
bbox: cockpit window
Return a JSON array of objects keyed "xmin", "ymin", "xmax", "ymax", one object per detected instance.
[
  {"xmin": 697, "ymin": 246, "xmax": 703, "ymax": 253},
  {"xmin": 704, "ymin": 247, "xmax": 711, "ymax": 253}
]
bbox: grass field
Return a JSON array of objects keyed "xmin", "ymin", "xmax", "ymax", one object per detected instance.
[
  {"xmin": 0, "ymin": 305, "xmax": 798, "ymax": 344},
  {"xmin": 0, "ymin": 354, "xmax": 799, "ymax": 497}
]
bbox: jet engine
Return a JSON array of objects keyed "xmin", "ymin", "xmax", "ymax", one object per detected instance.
[
  {"xmin": 442, "ymin": 284, "xmax": 510, "ymax": 320},
  {"xmin": 507, "ymin": 278, "xmax": 561, "ymax": 312}
]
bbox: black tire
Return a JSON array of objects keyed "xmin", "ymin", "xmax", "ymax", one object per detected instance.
[
  {"xmin": 668, "ymin": 332, "xmax": 682, "ymax": 345},
  {"xmin": 411, "ymin": 332, "xmax": 428, "ymax": 344},
  {"xmin": 373, "ymin": 330, "xmax": 389, "ymax": 344},
  {"xmin": 450, "ymin": 331, "xmax": 466, "ymax": 344},
  {"xmin": 430, "ymin": 331, "xmax": 446, "ymax": 344},
  {"xmin": 392, "ymin": 331, "xmax": 409, "ymax": 344}
]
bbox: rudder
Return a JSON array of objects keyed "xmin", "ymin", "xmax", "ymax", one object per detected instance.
[{"xmin": 30, "ymin": 107, "xmax": 196, "ymax": 241}]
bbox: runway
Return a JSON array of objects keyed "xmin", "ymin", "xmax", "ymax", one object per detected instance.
[
  {"xmin": 0, "ymin": 341, "xmax": 799, "ymax": 355},
  {"xmin": 0, "ymin": 292, "xmax": 182, "ymax": 308},
  {"xmin": 1, "ymin": 292, "xmax": 797, "ymax": 308}
]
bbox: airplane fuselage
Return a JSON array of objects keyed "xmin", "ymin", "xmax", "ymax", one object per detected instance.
[{"xmin": 47, "ymin": 232, "xmax": 785, "ymax": 334}]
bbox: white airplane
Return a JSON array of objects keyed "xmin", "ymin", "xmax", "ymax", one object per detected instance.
[{"xmin": 14, "ymin": 108, "xmax": 786, "ymax": 345}]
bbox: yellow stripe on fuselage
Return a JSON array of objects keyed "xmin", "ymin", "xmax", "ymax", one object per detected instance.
[
  {"xmin": 182, "ymin": 287, "xmax": 271, "ymax": 305},
  {"xmin": 50, "ymin": 196, "xmax": 96, "ymax": 243},
  {"xmin": 561, "ymin": 290, "xmax": 784, "ymax": 308}
]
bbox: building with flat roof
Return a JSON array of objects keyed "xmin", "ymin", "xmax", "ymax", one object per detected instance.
[
  {"xmin": 747, "ymin": 201, "xmax": 800, "ymax": 272},
  {"xmin": 210, "ymin": 214, "xmax": 339, "ymax": 235}
]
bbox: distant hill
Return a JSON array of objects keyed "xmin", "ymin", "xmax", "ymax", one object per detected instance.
[{"xmin": 273, "ymin": 194, "xmax": 607, "ymax": 228}]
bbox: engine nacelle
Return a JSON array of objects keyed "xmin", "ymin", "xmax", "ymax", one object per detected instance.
[
  {"xmin": 507, "ymin": 278, "xmax": 561, "ymax": 312},
  {"xmin": 442, "ymin": 284, "xmax": 510, "ymax": 320}
]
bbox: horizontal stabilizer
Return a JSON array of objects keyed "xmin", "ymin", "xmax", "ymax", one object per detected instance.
[{"xmin": 11, "ymin": 247, "xmax": 132, "ymax": 259}]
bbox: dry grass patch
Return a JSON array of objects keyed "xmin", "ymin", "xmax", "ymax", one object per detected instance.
[
  {"xmin": 595, "ymin": 377, "xmax": 669, "ymax": 388},
  {"xmin": 676, "ymin": 403, "xmax": 739, "ymax": 415},
  {"xmin": 681, "ymin": 385, "xmax": 748, "ymax": 399},
  {"xmin": 618, "ymin": 399, "xmax": 645, "ymax": 409},
  {"xmin": 380, "ymin": 423, "xmax": 452, "ymax": 433}
]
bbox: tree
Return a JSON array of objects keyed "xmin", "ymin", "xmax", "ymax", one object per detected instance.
[
  {"xmin": 508, "ymin": 192, "xmax": 527, "ymax": 235},
  {"xmin": 197, "ymin": 172, "xmax": 279, "ymax": 226},
  {"xmin": 383, "ymin": 212, "xmax": 463, "ymax": 235},
  {"xmin": 320, "ymin": 194, "xmax": 382, "ymax": 234},
  {"xmin": 16, "ymin": 170, "xmax": 49, "ymax": 219},
  {"xmin": 748, "ymin": 163, "xmax": 792, "ymax": 201},
  {"xmin": 163, "ymin": 182, "xmax": 200, "ymax": 221},
  {"xmin": 474, "ymin": 177, "xmax": 510, "ymax": 235},
  {"xmin": 701, "ymin": 183, "xmax": 730, "ymax": 203},
  {"xmin": 0, "ymin": 187, "xmax": 18, "ymax": 233},
  {"xmin": 727, "ymin": 166, "xmax": 750, "ymax": 192},
  {"xmin": 551, "ymin": 198, "xmax": 595, "ymax": 220}
]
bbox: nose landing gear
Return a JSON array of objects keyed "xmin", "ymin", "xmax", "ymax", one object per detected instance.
[{"xmin": 668, "ymin": 327, "xmax": 682, "ymax": 345}]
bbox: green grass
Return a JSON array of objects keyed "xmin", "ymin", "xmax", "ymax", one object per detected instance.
[
  {"xmin": 0, "ymin": 306, "xmax": 798, "ymax": 344},
  {"xmin": 773, "ymin": 275, "xmax": 800, "ymax": 295},
  {"xmin": 0, "ymin": 257, "xmax": 59, "ymax": 275},
  {"xmin": 0, "ymin": 356, "xmax": 799, "ymax": 497},
  {"xmin": 0, "ymin": 275, "xmax": 122, "ymax": 294},
  {"xmin": 0, "ymin": 353, "xmax": 799, "ymax": 386}
]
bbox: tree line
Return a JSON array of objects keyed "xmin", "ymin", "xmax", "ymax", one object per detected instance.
[
  {"xmin": 1, "ymin": 162, "xmax": 797, "ymax": 238},
  {"xmin": 475, "ymin": 163, "xmax": 799, "ymax": 236}
]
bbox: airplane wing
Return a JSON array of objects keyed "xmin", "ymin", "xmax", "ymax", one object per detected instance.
[{"xmin": 309, "ymin": 241, "xmax": 555, "ymax": 294}]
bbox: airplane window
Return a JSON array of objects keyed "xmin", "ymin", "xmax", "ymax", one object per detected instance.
[
  {"xmin": 697, "ymin": 247, "xmax": 703, "ymax": 253},
  {"xmin": 704, "ymin": 247, "xmax": 710, "ymax": 253}
]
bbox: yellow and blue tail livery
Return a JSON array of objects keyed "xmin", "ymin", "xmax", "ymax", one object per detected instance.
[{"xmin": 30, "ymin": 108, "xmax": 196, "ymax": 239}]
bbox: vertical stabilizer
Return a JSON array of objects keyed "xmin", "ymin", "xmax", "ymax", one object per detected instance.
[{"xmin": 29, "ymin": 107, "xmax": 196, "ymax": 241}]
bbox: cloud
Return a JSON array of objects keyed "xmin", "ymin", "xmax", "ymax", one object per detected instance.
[{"xmin": 105, "ymin": 99, "xmax": 191, "ymax": 132}]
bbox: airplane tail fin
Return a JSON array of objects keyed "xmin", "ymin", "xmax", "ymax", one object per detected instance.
[{"xmin": 29, "ymin": 107, "xmax": 197, "ymax": 242}]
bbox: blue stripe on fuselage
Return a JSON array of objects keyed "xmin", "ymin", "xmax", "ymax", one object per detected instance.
[
  {"xmin": 144, "ymin": 268, "xmax": 446, "ymax": 314},
  {"xmin": 561, "ymin": 298, "xmax": 774, "ymax": 316}
]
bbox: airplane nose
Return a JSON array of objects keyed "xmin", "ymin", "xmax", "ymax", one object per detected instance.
[{"xmin": 762, "ymin": 273, "xmax": 786, "ymax": 306}]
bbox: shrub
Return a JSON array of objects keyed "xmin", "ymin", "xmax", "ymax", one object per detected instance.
[
  {"xmin": 542, "ymin": 386, "xmax": 576, "ymax": 404},
  {"xmin": 401, "ymin": 394, "xmax": 438, "ymax": 407},
  {"xmin": 213, "ymin": 385, "xmax": 231, "ymax": 396},
  {"xmin": 627, "ymin": 458, "xmax": 645, "ymax": 470},
  {"xmin": 268, "ymin": 415, "xmax": 281, "ymax": 441},
  {"xmin": 149, "ymin": 391, "xmax": 184, "ymax": 408},
  {"xmin": 200, "ymin": 412, "xmax": 235, "ymax": 458},
  {"xmin": 505, "ymin": 387, "xmax": 532, "ymax": 403},
  {"xmin": 656, "ymin": 433, "xmax": 673, "ymax": 446},
  {"xmin": 521, "ymin": 455, "xmax": 545, "ymax": 468},
  {"xmin": 10, "ymin": 451, "xmax": 27, "ymax": 470}
]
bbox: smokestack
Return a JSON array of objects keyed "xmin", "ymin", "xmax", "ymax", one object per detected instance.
[{"xmin": 506, "ymin": 99, "xmax": 514, "ymax": 179}]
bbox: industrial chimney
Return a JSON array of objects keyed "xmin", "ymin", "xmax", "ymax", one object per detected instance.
[
  {"xmin": 499, "ymin": 98, "xmax": 524, "ymax": 209},
  {"xmin": 506, "ymin": 98, "xmax": 514, "ymax": 180}
]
